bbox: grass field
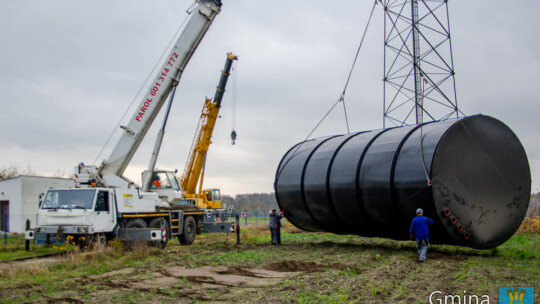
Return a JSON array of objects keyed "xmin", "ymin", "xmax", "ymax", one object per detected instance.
[
  {"xmin": 0, "ymin": 235, "xmax": 76, "ymax": 261},
  {"xmin": 0, "ymin": 224, "xmax": 537, "ymax": 303}
]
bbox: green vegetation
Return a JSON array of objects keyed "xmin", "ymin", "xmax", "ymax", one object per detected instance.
[
  {"xmin": 0, "ymin": 234, "xmax": 76, "ymax": 261},
  {"xmin": 0, "ymin": 226, "xmax": 537, "ymax": 303}
]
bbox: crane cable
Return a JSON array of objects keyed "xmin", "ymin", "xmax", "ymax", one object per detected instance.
[
  {"xmin": 304, "ymin": 0, "xmax": 378, "ymax": 140},
  {"xmin": 230, "ymin": 63, "xmax": 238, "ymax": 145},
  {"xmin": 275, "ymin": 0, "xmax": 378, "ymax": 182}
]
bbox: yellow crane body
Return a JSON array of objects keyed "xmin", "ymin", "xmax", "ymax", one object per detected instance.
[{"xmin": 179, "ymin": 53, "xmax": 237, "ymax": 209}]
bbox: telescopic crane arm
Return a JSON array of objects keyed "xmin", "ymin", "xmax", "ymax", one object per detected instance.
[
  {"xmin": 180, "ymin": 52, "xmax": 238, "ymax": 198},
  {"xmin": 98, "ymin": 0, "xmax": 222, "ymax": 187}
]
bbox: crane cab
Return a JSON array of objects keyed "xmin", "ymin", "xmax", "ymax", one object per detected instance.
[
  {"xmin": 180, "ymin": 188, "xmax": 222, "ymax": 209},
  {"xmin": 144, "ymin": 170, "xmax": 183, "ymax": 204},
  {"xmin": 200, "ymin": 189, "xmax": 222, "ymax": 209}
]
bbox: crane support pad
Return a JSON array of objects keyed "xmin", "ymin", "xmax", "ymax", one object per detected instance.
[{"xmin": 200, "ymin": 222, "xmax": 235, "ymax": 233}]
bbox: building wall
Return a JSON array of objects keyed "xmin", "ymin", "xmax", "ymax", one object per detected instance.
[
  {"xmin": 0, "ymin": 176, "xmax": 74, "ymax": 233},
  {"xmin": 21, "ymin": 176, "xmax": 74, "ymax": 232},
  {"xmin": 0, "ymin": 178, "xmax": 21, "ymax": 233}
]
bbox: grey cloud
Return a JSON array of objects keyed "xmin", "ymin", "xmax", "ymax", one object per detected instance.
[{"xmin": 1, "ymin": 0, "xmax": 538, "ymax": 194}]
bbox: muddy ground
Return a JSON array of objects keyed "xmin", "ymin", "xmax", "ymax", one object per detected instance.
[{"xmin": 0, "ymin": 226, "xmax": 538, "ymax": 303}]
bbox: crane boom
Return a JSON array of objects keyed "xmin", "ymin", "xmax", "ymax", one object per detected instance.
[
  {"xmin": 99, "ymin": 0, "xmax": 221, "ymax": 186},
  {"xmin": 180, "ymin": 53, "xmax": 237, "ymax": 198}
]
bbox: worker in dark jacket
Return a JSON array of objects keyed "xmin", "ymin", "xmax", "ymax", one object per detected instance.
[
  {"xmin": 410, "ymin": 208, "xmax": 434, "ymax": 262},
  {"xmin": 269, "ymin": 209, "xmax": 283, "ymax": 245},
  {"xmin": 276, "ymin": 210, "xmax": 283, "ymax": 245}
]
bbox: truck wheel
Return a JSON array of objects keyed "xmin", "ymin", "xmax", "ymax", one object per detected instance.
[
  {"xmin": 179, "ymin": 216, "xmax": 196, "ymax": 245},
  {"xmin": 126, "ymin": 218, "xmax": 147, "ymax": 229},
  {"xmin": 124, "ymin": 219, "xmax": 148, "ymax": 249},
  {"xmin": 88, "ymin": 233, "xmax": 107, "ymax": 249},
  {"xmin": 149, "ymin": 217, "xmax": 170, "ymax": 249}
]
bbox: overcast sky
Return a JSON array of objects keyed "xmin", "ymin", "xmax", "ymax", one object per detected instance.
[{"xmin": 1, "ymin": 0, "xmax": 539, "ymax": 195}]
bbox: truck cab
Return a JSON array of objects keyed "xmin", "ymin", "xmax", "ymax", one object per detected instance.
[
  {"xmin": 33, "ymin": 186, "xmax": 167, "ymax": 246},
  {"xmin": 36, "ymin": 188, "xmax": 117, "ymax": 242}
]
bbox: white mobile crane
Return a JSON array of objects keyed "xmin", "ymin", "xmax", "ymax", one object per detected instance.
[{"xmin": 26, "ymin": 0, "xmax": 236, "ymax": 248}]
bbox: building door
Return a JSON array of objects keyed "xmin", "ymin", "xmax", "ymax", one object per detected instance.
[{"xmin": 0, "ymin": 201, "xmax": 9, "ymax": 233}]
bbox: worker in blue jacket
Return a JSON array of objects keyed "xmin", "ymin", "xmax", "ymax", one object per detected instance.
[{"xmin": 410, "ymin": 208, "xmax": 434, "ymax": 262}]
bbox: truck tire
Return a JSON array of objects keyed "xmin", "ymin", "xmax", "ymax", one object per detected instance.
[
  {"xmin": 179, "ymin": 216, "xmax": 196, "ymax": 245},
  {"xmin": 123, "ymin": 218, "xmax": 148, "ymax": 250},
  {"xmin": 88, "ymin": 233, "xmax": 107, "ymax": 249},
  {"xmin": 149, "ymin": 217, "xmax": 170, "ymax": 249},
  {"xmin": 126, "ymin": 218, "xmax": 147, "ymax": 229}
]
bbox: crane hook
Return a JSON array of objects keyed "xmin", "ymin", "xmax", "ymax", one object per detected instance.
[{"xmin": 231, "ymin": 130, "xmax": 237, "ymax": 145}]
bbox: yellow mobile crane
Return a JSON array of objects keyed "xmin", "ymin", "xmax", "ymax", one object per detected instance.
[{"xmin": 179, "ymin": 52, "xmax": 237, "ymax": 211}]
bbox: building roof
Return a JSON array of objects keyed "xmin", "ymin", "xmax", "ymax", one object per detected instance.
[{"xmin": 0, "ymin": 175, "xmax": 72, "ymax": 183}]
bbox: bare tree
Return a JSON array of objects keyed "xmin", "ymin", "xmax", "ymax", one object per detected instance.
[{"xmin": 0, "ymin": 165, "xmax": 40, "ymax": 181}]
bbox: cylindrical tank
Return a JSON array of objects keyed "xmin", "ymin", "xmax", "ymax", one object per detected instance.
[{"xmin": 274, "ymin": 115, "xmax": 531, "ymax": 249}]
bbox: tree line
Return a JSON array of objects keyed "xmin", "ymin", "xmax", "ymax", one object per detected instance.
[
  {"xmin": 0, "ymin": 165, "xmax": 38, "ymax": 180},
  {"xmin": 222, "ymin": 193, "xmax": 279, "ymax": 213},
  {"xmin": 0, "ymin": 165, "xmax": 71, "ymax": 181}
]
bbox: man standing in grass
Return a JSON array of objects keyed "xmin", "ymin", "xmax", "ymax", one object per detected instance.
[
  {"xmin": 269, "ymin": 209, "xmax": 283, "ymax": 245},
  {"xmin": 410, "ymin": 208, "xmax": 434, "ymax": 262},
  {"xmin": 276, "ymin": 210, "xmax": 283, "ymax": 245}
]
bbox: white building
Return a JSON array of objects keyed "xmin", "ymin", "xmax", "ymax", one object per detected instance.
[{"xmin": 0, "ymin": 176, "xmax": 74, "ymax": 233}]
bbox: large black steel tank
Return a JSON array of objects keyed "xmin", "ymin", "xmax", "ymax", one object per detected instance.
[{"xmin": 274, "ymin": 115, "xmax": 531, "ymax": 249}]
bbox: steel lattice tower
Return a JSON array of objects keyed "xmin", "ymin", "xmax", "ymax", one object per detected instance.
[{"xmin": 382, "ymin": 0, "xmax": 460, "ymax": 128}]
